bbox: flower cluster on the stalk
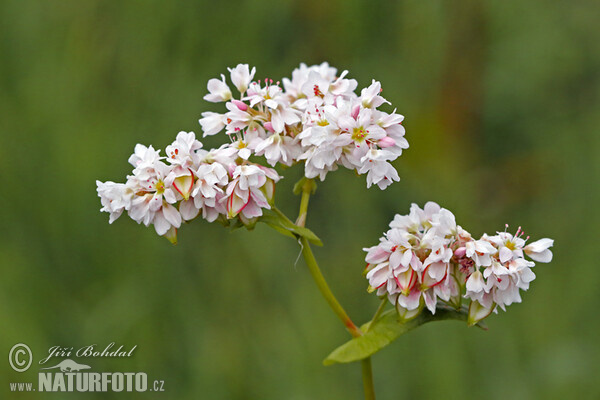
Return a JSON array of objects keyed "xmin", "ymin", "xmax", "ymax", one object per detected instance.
[
  {"xmin": 96, "ymin": 131, "xmax": 280, "ymax": 241},
  {"xmin": 199, "ymin": 63, "xmax": 407, "ymax": 189},
  {"xmin": 364, "ymin": 202, "xmax": 553, "ymax": 324}
]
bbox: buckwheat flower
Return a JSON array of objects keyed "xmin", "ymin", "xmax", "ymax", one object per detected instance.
[
  {"xmin": 165, "ymin": 131, "xmax": 204, "ymax": 167},
  {"xmin": 228, "ymin": 139, "xmax": 252, "ymax": 160},
  {"xmin": 254, "ymin": 133, "xmax": 302, "ymax": 167},
  {"xmin": 487, "ymin": 230, "xmax": 526, "ymax": 263},
  {"xmin": 298, "ymin": 137, "xmax": 348, "ymax": 180},
  {"xmin": 374, "ymin": 109, "xmax": 408, "ymax": 157},
  {"xmin": 329, "ymin": 70, "xmax": 358, "ymax": 97},
  {"xmin": 360, "ymin": 80, "xmax": 390, "ymax": 108},
  {"xmin": 223, "ymin": 100, "xmax": 261, "ymax": 135},
  {"xmin": 179, "ymin": 162, "xmax": 229, "ymax": 222},
  {"xmin": 192, "ymin": 163, "xmax": 228, "ymax": 199},
  {"xmin": 245, "ymin": 81, "xmax": 301, "ymax": 133},
  {"xmin": 301, "ymin": 70, "xmax": 358, "ymax": 106},
  {"xmin": 357, "ymin": 148, "xmax": 400, "ymax": 190},
  {"xmin": 228, "ymin": 64, "xmax": 256, "ymax": 94},
  {"xmin": 465, "ymin": 270, "xmax": 491, "ymax": 305},
  {"xmin": 204, "ymin": 74, "xmax": 232, "ymax": 103},
  {"xmin": 127, "ymin": 144, "xmax": 163, "ymax": 180},
  {"xmin": 163, "ymin": 131, "xmax": 205, "ymax": 200},
  {"xmin": 245, "ymin": 81, "xmax": 284, "ymax": 108},
  {"xmin": 203, "ymin": 143, "xmax": 240, "ymax": 166},
  {"xmin": 339, "ymin": 107, "xmax": 387, "ymax": 144},
  {"xmin": 224, "ymin": 164, "xmax": 281, "ymax": 219},
  {"xmin": 96, "ymin": 181, "xmax": 134, "ymax": 223},
  {"xmin": 524, "ymin": 238, "xmax": 554, "ymax": 262},
  {"xmin": 127, "ymin": 160, "xmax": 182, "ymax": 236},
  {"xmin": 465, "ymin": 239, "xmax": 496, "ymax": 267},
  {"xmin": 199, "ymin": 112, "xmax": 226, "ymax": 136}
]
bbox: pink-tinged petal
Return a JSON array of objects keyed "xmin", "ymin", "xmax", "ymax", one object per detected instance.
[
  {"xmin": 249, "ymin": 188, "xmax": 269, "ymax": 208},
  {"xmin": 423, "ymin": 290, "xmax": 437, "ymax": 314},
  {"xmin": 400, "ymin": 249, "xmax": 412, "ymax": 267},
  {"xmin": 398, "ymin": 288, "xmax": 421, "ymax": 310},
  {"xmin": 351, "ymin": 104, "xmax": 361, "ymax": 120},
  {"xmin": 389, "ymin": 250, "xmax": 402, "ymax": 269},
  {"xmin": 410, "ymin": 254, "xmax": 423, "ymax": 272},
  {"xmin": 366, "ymin": 263, "xmax": 390, "ymax": 288},
  {"xmin": 179, "ymin": 199, "xmax": 200, "ymax": 221},
  {"xmin": 153, "ymin": 213, "xmax": 170, "ymax": 236},
  {"xmin": 162, "ymin": 204, "xmax": 182, "ymax": 227},
  {"xmin": 365, "ymin": 246, "xmax": 390, "ymax": 264},
  {"xmin": 241, "ymin": 199, "xmax": 263, "ymax": 219}
]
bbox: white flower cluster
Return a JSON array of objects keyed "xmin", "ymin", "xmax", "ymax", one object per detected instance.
[
  {"xmin": 96, "ymin": 131, "xmax": 280, "ymax": 241},
  {"xmin": 199, "ymin": 63, "xmax": 408, "ymax": 189},
  {"xmin": 364, "ymin": 202, "xmax": 553, "ymax": 324}
]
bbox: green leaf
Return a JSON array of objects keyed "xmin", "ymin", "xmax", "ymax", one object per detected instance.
[
  {"xmin": 323, "ymin": 306, "xmax": 486, "ymax": 366},
  {"xmin": 259, "ymin": 209, "xmax": 323, "ymax": 246}
]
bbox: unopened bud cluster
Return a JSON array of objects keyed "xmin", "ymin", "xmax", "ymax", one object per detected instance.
[{"xmin": 364, "ymin": 202, "xmax": 553, "ymax": 324}]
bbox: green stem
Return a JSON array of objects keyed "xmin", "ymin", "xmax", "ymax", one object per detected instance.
[
  {"xmin": 277, "ymin": 180, "xmax": 376, "ymax": 399},
  {"xmin": 296, "ymin": 190, "xmax": 310, "ymax": 227},
  {"xmin": 361, "ymin": 358, "xmax": 376, "ymax": 400},
  {"xmin": 299, "ymin": 237, "xmax": 362, "ymax": 338},
  {"xmin": 295, "ymin": 179, "xmax": 313, "ymax": 227}
]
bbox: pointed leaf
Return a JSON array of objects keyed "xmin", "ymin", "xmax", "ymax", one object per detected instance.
[
  {"xmin": 259, "ymin": 209, "xmax": 323, "ymax": 246},
  {"xmin": 323, "ymin": 305, "xmax": 486, "ymax": 366}
]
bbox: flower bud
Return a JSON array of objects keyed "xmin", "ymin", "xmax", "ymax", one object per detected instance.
[
  {"xmin": 163, "ymin": 226, "xmax": 178, "ymax": 245},
  {"xmin": 231, "ymin": 99, "xmax": 248, "ymax": 111},
  {"xmin": 264, "ymin": 121, "xmax": 275, "ymax": 133},
  {"xmin": 226, "ymin": 191, "xmax": 248, "ymax": 219},
  {"xmin": 239, "ymin": 213, "xmax": 258, "ymax": 230},
  {"xmin": 260, "ymin": 178, "xmax": 276, "ymax": 205},
  {"xmin": 467, "ymin": 300, "xmax": 495, "ymax": 326},
  {"xmin": 396, "ymin": 301, "xmax": 422, "ymax": 322},
  {"xmin": 454, "ymin": 247, "xmax": 467, "ymax": 258},
  {"xmin": 173, "ymin": 174, "xmax": 194, "ymax": 201},
  {"xmin": 377, "ymin": 136, "xmax": 396, "ymax": 148}
]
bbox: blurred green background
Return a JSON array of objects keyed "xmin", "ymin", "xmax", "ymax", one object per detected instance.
[{"xmin": 1, "ymin": 1, "xmax": 599, "ymax": 399}]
